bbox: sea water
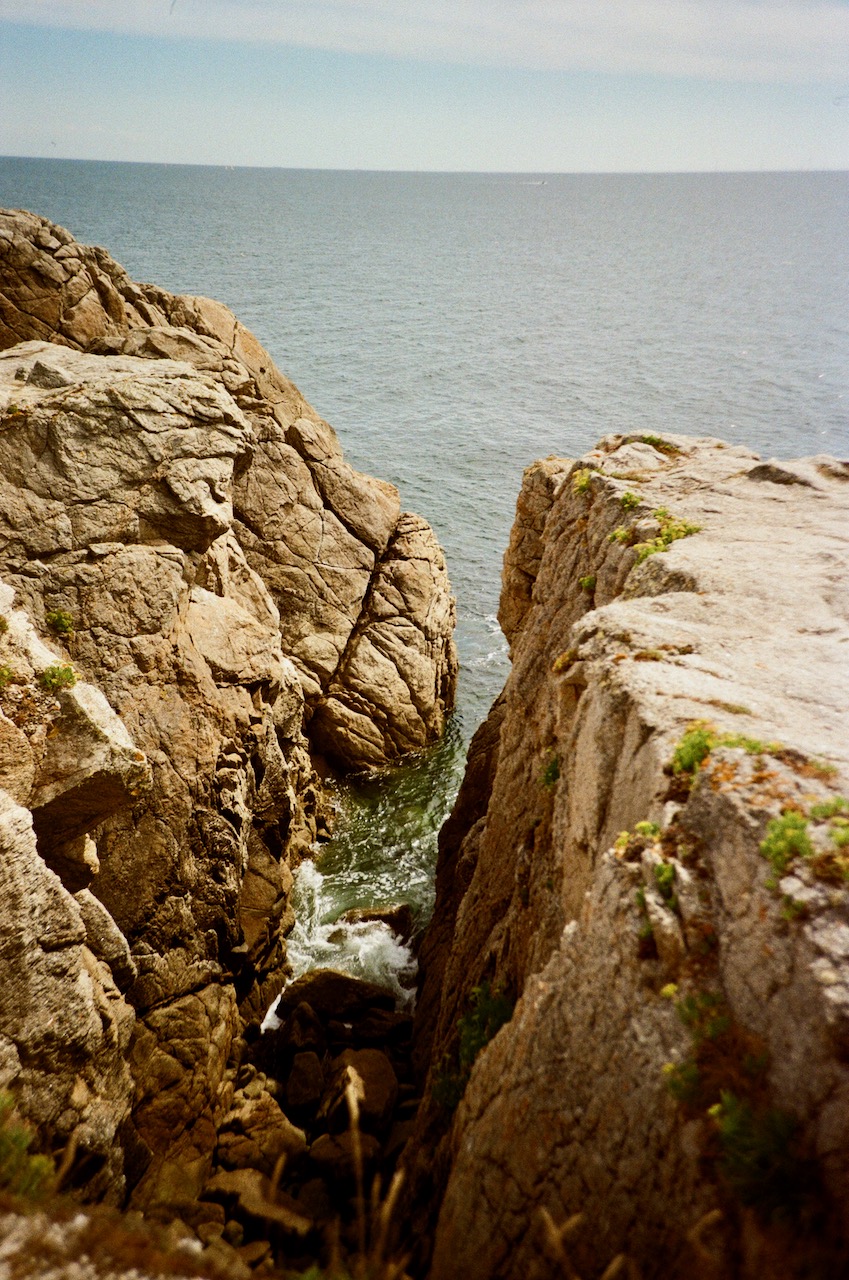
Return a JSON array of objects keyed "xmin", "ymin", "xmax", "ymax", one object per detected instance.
[{"xmin": 3, "ymin": 160, "xmax": 847, "ymax": 992}]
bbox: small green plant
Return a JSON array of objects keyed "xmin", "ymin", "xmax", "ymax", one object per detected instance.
[
  {"xmin": 0, "ymin": 664, "xmax": 12, "ymax": 690},
  {"xmin": 654, "ymin": 862, "xmax": 677, "ymax": 909},
  {"xmin": 578, "ymin": 574, "xmax": 596, "ymax": 592},
  {"xmin": 760, "ymin": 811, "xmax": 813, "ymax": 880},
  {"xmin": 608, "ymin": 525, "xmax": 633, "ymax": 545},
  {"xmin": 671, "ymin": 722, "xmax": 715, "ymax": 775},
  {"xmin": 0, "ymin": 615, "xmax": 8, "ymax": 635},
  {"xmin": 635, "ymin": 821, "xmax": 660, "ymax": 838},
  {"xmin": 551, "ymin": 647, "xmax": 578, "ymax": 674},
  {"xmin": 633, "ymin": 508, "xmax": 701, "ymax": 563},
  {"xmin": 433, "ymin": 982, "xmax": 514, "ymax": 1112},
  {"xmin": 39, "ymin": 664, "xmax": 76, "ymax": 692},
  {"xmin": 572, "ymin": 467, "xmax": 594, "ymax": 496},
  {"xmin": 810, "ymin": 796, "xmax": 849, "ymax": 821},
  {"xmin": 829, "ymin": 822, "xmax": 849, "ymax": 851},
  {"xmin": 0, "ymin": 1093, "xmax": 55, "ymax": 1200},
  {"xmin": 710, "ymin": 1091, "xmax": 809, "ymax": 1221},
  {"xmin": 620, "ymin": 490, "xmax": 641, "ymax": 510},
  {"xmin": 541, "ymin": 752, "xmax": 560, "ymax": 788},
  {"xmin": 781, "ymin": 895, "xmax": 808, "ymax": 923},
  {"xmin": 45, "ymin": 608, "xmax": 75, "ymax": 636}
]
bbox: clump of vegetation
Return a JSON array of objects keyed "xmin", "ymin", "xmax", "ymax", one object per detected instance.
[
  {"xmin": 810, "ymin": 796, "xmax": 849, "ymax": 822},
  {"xmin": 578, "ymin": 574, "xmax": 596, "ymax": 593},
  {"xmin": 671, "ymin": 722, "xmax": 716, "ymax": 775},
  {"xmin": 608, "ymin": 525, "xmax": 634, "ymax": 545},
  {"xmin": 541, "ymin": 752, "xmax": 560, "ymax": 788},
  {"xmin": 0, "ymin": 615, "xmax": 8, "ymax": 636},
  {"xmin": 45, "ymin": 608, "xmax": 75, "ymax": 637},
  {"xmin": 633, "ymin": 507, "xmax": 701, "ymax": 563},
  {"xmin": 760, "ymin": 811, "xmax": 813, "ymax": 883},
  {"xmin": 0, "ymin": 664, "xmax": 13, "ymax": 690},
  {"xmin": 635, "ymin": 821, "xmax": 660, "ymax": 838},
  {"xmin": 639, "ymin": 434, "xmax": 682, "ymax": 456},
  {"xmin": 670, "ymin": 721, "xmax": 784, "ymax": 781},
  {"xmin": 0, "ymin": 1093, "xmax": 55, "ymax": 1200},
  {"xmin": 620, "ymin": 490, "xmax": 641, "ymax": 510},
  {"xmin": 654, "ymin": 861, "xmax": 678, "ymax": 910},
  {"xmin": 39, "ymin": 663, "xmax": 76, "ymax": 692},
  {"xmin": 710, "ymin": 1091, "xmax": 811, "ymax": 1222},
  {"xmin": 433, "ymin": 981, "xmax": 514, "ymax": 1113},
  {"xmin": 572, "ymin": 467, "xmax": 594, "ymax": 496},
  {"xmin": 551, "ymin": 647, "xmax": 578, "ymax": 675}
]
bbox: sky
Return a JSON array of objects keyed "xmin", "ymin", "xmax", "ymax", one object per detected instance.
[{"xmin": 0, "ymin": 1, "xmax": 847, "ymax": 171}]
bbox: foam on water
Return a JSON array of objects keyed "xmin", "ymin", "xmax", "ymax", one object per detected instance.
[{"xmin": 286, "ymin": 861, "xmax": 418, "ymax": 1008}]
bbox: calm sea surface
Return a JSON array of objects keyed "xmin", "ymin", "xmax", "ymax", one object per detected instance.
[{"xmin": 2, "ymin": 159, "xmax": 847, "ymax": 985}]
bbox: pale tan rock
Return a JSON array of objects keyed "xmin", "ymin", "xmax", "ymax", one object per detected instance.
[
  {"xmin": 0, "ymin": 207, "xmax": 457, "ymax": 771},
  {"xmin": 413, "ymin": 433, "xmax": 849, "ymax": 1278}
]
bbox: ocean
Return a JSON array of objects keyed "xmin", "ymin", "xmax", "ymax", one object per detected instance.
[{"xmin": 2, "ymin": 158, "xmax": 847, "ymax": 987}]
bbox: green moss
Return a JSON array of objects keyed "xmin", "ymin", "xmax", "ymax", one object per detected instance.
[
  {"xmin": 635, "ymin": 821, "xmax": 660, "ymax": 838},
  {"xmin": 639, "ymin": 434, "xmax": 682, "ymax": 456},
  {"xmin": 620, "ymin": 490, "xmax": 641, "ymax": 511},
  {"xmin": 578, "ymin": 574, "xmax": 596, "ymax": 592},
  {"xmin": 0, "ymin": 664, "xmax": 12, "ymax": 690},
  {"xmin": 654, "ymin": 862, "xmax": 677, "ymax": 908},
  {"xmin": 39, "ymin": 664, "xmax": 76, "ymax": 692},
  {"xmin": 541, "ymin": 752, "xmax": 560, "ymax": 788}
]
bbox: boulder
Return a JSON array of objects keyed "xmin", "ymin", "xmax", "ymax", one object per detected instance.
[
  {"xmin": 285, "ymin": 1052, "xmax": 326, "ymax": 1116},
  {"xmin": 318, "ymin": 1050, "xmax": 398, "ymax": 1136},
  {"xmin": 274, "ymin": 971, "xmax": 397, "ymax": 1023},
  {"xmin": 216, "ymin": 1088, "xmax": 307, "ymax": 1176}
]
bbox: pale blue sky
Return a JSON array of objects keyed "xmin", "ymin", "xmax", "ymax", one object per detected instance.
[{"xmin": 0, "ymin": 1, "xmax": 847, "ymax": 171}]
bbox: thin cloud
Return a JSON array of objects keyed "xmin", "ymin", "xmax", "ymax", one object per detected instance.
[{"xmin": 2, "ymin": 0, "xmax": 847, "ymax": 81}]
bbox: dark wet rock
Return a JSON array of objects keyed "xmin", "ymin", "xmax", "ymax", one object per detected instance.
[{"xmin": 274, "ymin": 970, "xmax": 397, "ymax": 1022}]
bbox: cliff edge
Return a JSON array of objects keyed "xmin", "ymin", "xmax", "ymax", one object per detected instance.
[
  {"xmin": 409, "ymin": 433, "xmax": 849, "ymax": 1278},
  {"xmin": 0, "ymin": 208, "xmax": 456, "ymax": 1225}
]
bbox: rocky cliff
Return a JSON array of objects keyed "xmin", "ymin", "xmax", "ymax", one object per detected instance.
[
  {"xmin": 408, "ymin": 434, "xmax": 849, "ymax": 1278},
  {"xmin": 0, "ymin": 209, "xmax": 456, "ymax": 1225}
]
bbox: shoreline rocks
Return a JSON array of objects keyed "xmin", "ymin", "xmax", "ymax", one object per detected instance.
[
  {"xmin": 407, "ymin": 433, "xmax": 849, "ymax": 1279},
  {"xmin": 0, "ymin": 207, "xmax": 456, "ymax": 1228}
]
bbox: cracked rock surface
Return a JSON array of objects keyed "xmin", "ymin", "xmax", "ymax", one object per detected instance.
[
  {"xmin": 0, "ymin": 208, "xmax": 456, "ymax": 1217},
  {"xmin": 408, "ymin": 433, "xmax": 849, "ymax": 1278}
]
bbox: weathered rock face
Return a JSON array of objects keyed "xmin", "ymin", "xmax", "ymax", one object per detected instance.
[
  {"xmin": 0, "ymin": 207, "xmax": 458, "ymax": 769},
  {"xmin": 410, "ymin": 434, "xmax": 849, "ymax": 1278},
  {"xmin": 0, "ymin": 583, "xmax": 143, "ymax": 1203},
  {"xmin": 0, "ymin": 207, "xmax": 456, "ymax": 1216}
]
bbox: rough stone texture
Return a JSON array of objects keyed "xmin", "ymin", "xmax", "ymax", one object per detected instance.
[
  {"xmin": 0, "ymin": 207, "xmax": 456, "ymax": 1216},
  {"xmin": 410, "ymin": 434, "xmax": 849, "ymax": 1278},
  {"xmin": 0, "ymin": 790, "xmax": 135, "ymax": 1203},
  {"xmin": 0, "ymin": 206, "xmax": 458, "ymax": 770}
]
